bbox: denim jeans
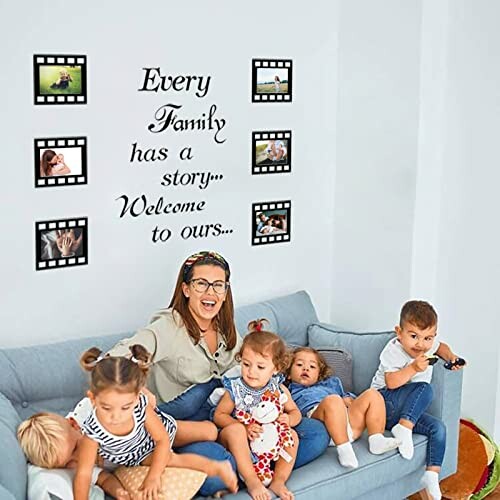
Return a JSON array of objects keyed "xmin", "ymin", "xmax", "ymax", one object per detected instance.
[
  {"xmin": 158, "ymin": 380, "xmax": 330, "ymax": 495},
  {"xmin": 380, "ymin": 382, "xmax": 446, "ymax": 467},
  {"xmin": 158, "ymin": 378, "xmax": 221, "ymax": 421}
]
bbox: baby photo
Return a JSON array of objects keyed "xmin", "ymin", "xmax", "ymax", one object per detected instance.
[
  {"xmin": 34, "ymin": 55, "xmax": 87, "ymax": 104},
  {"xmin": 252, "ymin": 201, "xmax": 291, "ymax": 245},
  {"xmin": 35, "ymin": 218, "xmax": 88, "ymax": 271},
  {"xmin": 34, "ymin": 137, "xmax": 87, "ymax": 187},
  {"xmin": 256, "ymin": 139, "xmax": 289, "ymax": 165}
]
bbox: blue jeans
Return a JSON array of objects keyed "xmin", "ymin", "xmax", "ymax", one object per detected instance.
[
  {"xmin": 380, "ymin": 382, "xmax": 446, "ymax": 467},
  {"xmin": 158, "ymin": 378, "xmax": 221, "ymax": 421}
]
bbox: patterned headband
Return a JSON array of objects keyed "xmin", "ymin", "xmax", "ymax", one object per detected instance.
[{"xmin": 182, "ymin": 251, "xmax": 230, "ymax": 281}]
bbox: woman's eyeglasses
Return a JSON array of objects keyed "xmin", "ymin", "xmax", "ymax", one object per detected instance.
[{"xmin": 189, "ymin": 278, "xmax": 229, "ymax": 295}]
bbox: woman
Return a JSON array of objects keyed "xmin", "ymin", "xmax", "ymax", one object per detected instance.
[
  {"xmin": 107, "ymin": 251, "xmax": 329, "ymax": 496},
  {"xmin": 40, "ymin": 149, "xmax": 71, "ymax": 177}
]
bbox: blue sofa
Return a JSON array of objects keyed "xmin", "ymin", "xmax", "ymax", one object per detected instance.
[{"xmin": 0, "ymin": 291, "xmax": 463, "ymax": 499}]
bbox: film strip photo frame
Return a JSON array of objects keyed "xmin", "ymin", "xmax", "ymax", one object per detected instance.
[
  {"xmin": 35, "ymin": 136, "xmax": 88, "ymax": 187},
  {"xmin": 33, "ymin": 54, "xmax": 87, "ymax": 105},
  {"xmin": 252, "ymin": 59, "xmax": 293, "ymax": 102},
  {"xmin": 35, "ymin": 217, "xmax": 88, "ymax": 271},
  {"xmin": 252, "ymin": 130, "xmax": 292, "ymax": 174},
  {"xmin": 252, "ymin": 200, "xmax": 291, "ymax": 246}
]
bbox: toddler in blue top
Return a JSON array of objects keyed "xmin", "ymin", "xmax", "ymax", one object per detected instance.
[{"xmin": 288, "ymin": 347, "xmax": 400, "ymax": 469}]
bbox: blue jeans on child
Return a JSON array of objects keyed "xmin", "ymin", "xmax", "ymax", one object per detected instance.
[
  {"xmin": 379, "ymin": 382, "xmax": 446, "ymax": 467},
  {"xmin": 158, "ymin": 378, "xmax": 330, "ymax": 496}
]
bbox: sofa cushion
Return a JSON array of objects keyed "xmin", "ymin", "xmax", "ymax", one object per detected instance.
[
  {"xmin": 308, "ymin": 323, "xmax": 395, "ymax": 394},
  {"xmin": 0, "ymin": 392, "xmax": 26, "ymax": 500},
  {"xmin": 235, "ymin": 291, "xmax": 318, "ymax": 346},
  {"xmin": 317, "ymin": 347, "xmax": 354, "ymax": 394}
]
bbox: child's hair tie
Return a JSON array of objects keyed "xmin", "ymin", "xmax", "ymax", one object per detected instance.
[
  {"xmin": 130, "ymin": 356, "xmax": 140, "ymax": 364},
  {"xmin": 255, "ymin": 322, "xmax": 262, "ymax": 332},
  {"xmin": 90, "ymin": 355, "xmax": 103, "ymax": 367}
]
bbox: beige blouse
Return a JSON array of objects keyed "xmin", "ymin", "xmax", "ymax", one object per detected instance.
[{"xmin": 106, "ymin": 308, "xmax": 243, "ymax": 403}]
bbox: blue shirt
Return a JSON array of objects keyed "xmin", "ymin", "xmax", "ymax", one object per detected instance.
[{"xmin": 289, "ymin": 376, "xmax": 356, "ymax": 416}]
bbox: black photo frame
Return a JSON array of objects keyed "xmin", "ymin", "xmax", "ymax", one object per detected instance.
[
  {"xmin": 35, "ymin": 136, "xmax": 88, "ymax": 187},
  {"xmin": 252, "ymin": 130, "xmax": 292, "ymax": 174},
  {"xmin": 252, "ymin": 59, "xmax": 293, "ymax": 102},
  {"xmin": 252, "ymin": 200, "xmax": 291, "ymax": 246},
  {"xmin": 35, "ymin": 217, "xmax": 88, "ymax": 271},
  {"xmin": 33, "ymin": 54, "xmax": 87, "ymax": 105}
]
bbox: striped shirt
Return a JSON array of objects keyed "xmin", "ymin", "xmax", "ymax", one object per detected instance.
[{"xmin": 81, "ymin": 393, "xmax": 177, "ymax": 467}]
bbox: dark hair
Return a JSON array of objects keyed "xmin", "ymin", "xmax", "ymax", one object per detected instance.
[
  {"xmin": 287, "ymin": 347, "xmax": 333, "ymax": 381},
  {"xmin": 168, "ymin": 251, "xmax": 238, "ymax": 350},
  {"xmin": 80, "ymin": 344, "xmax": 151, "ymax": 395},
  {"xmin": 40, "ymin": 150, "xmax": 57, "ymax": 177},
  {"xmin": 236, "ymin": 319, "xmax": 290, "ymax": 373},
  {"xmin": 400, "ymin": 300, "xmax": 438, "ymax": 330}
]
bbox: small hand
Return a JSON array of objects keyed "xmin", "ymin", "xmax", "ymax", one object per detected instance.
[
  {"xmin": 444, "ymin": 355, "xmax": 466, "ymax": 370},
  {"xmin": 139, "ymin": 474, "xmax": 161, "ymax": 500},
  {"xmin": 246, "ymin": 422, "xmax": 263, "ymax": 441},
  {"xmin": 412, "ymin": 354, "xmax": 430, "ymax": 373},
  {"xmin": 277, "ymin": 413, "xmax": 290, "ymax": 426},
  {"xmin": 343, "ymin": 397, "xmax": 353, "ymax": 408},
  {"xmin": 60, "ymin": 236, "xmax": 73, "ymax": 256}
]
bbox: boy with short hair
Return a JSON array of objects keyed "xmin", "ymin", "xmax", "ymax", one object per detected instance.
[
  {"xmin": 371, "ymin": 300, "xmax": 465, "ymax": 500},
  {"xmin": 17, "ymin": 399, "xmax": 129, "ymax": 499}
]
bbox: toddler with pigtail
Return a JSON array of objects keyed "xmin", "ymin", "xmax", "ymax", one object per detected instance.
[
  {"xmin": 74, "ymin": 344, "xmax": 238, "ymax": 500},
  {"xmin": 287, "ymin": 347, "xmax": 401, "ymax": 469},
  {"xmin": 214, "ymin": 319, "xmax": 301, "ymax": 500}
]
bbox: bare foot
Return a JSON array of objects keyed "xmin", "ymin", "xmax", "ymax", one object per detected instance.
[
  {"xmin": 216, "ymin": 460, "xmax": 238, "ymax": 494},
  {"xmin": 269, "ymin": 479, "xmax": 294, "ymax": 500},
  {"xmin": 247, "ymin": 477, "xmax": 272, "ymax": 500}
]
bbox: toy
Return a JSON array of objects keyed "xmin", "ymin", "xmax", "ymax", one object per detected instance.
[
  {"xmin": 234, "ymin": 389, "xmax": 294, "ymax": 486},
  {"xmin": 444, "ymin": 357, "xmax": 466, "ymax": 370},
  {"xmin": 426, "ymin": 355, "xmax": 439, "ymax": 366}
]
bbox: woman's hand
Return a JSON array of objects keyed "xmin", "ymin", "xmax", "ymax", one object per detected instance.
[{"xmin": 246, "ymin": 422, "xmax": 263, "ymax": 441}]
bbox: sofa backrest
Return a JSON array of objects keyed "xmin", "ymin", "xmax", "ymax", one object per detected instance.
[{"xmin": 0, "ymin": 290, "xmax": 318, "ymax": 420}]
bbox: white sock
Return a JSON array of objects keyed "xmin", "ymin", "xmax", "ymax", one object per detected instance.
[
  {"xmin": 337, "ymin": 442, "xmax": 359, "ymax": 468},
  {"xmin": 368, "ymin": 433, "xmax": 401, "ymax": 455},
  {"xmin": 421, "ymin": 470, "xmax": 441, "ymax": 500},
  {"xmin": 391, "ymin": 423, "xmax": 414, "ymax": 460}
]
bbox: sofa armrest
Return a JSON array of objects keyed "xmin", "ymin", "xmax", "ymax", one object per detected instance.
[
  {"xmin": 0, "ymin": 392, "xmax": 26, "ymax": 500},
  {"xmin": 428, "ymin": 362, "xmax": 463, "ymax": 478}
]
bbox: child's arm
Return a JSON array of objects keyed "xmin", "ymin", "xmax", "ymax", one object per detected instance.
[
  {"xmin": 141, "ymin": 405, "xmax": 174, "ymax": 497},
  {"xmin": 384, "ymin": 355, "xmax": 429, "ymax": 389},
  {"xmin": 279, "ymin": 385, "xmax": 302, "ymax": 427},
  {"xmin": 213, "ymin": 391, "xmax": 238, "ymax": 428},
  {"xmin": 435, "ymin": 341, "xmax": 463, "ymax": 368},
  {"xmin": 96, "ymin": 470, "xmax": 129, "ymax": 499},
  {"xmin": 73, "ymin": 435, "xmax": 99, "ymax": 500}
]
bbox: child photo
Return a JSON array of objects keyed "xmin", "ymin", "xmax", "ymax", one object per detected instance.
[
  {"xmin": 252, "ymin": 201, "xmax": 291, "ymax": 245},
  {"xmin": 33, "ymin": 55, "xmax": 87, "ymax": 104},
  {"xmin": 35, "ymin": 137, "xmax": 87, "ymax": 187},
  {"xmin": 252, "ymin": 59, "xmax": 293, "ymax": 102},
  {"xmin": 253, "ymin": 130, "xmax": 292, "ymax": 174},
  {"xmin": 35, "ymin": 218, "xmax": 88, "ymax": 271}
]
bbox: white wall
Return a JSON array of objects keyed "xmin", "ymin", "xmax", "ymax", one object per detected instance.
[
  {"xmin": 2, "ymin": 0, "xmax": 499, "ymax": 440},
  {"xmin": 332, "ymin": 0, "xmax": 422, "ymax": 330},
  {"xmin": 0, "ymin": 1, "xmax": 339, "ymax": 347},
  {"xmin": 413, "ymin": 0, "xmax": 500, "ymax": 441}
]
